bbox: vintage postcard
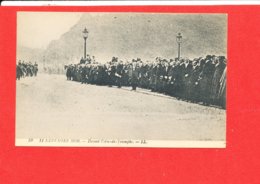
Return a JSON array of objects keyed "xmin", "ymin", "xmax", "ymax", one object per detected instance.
[{"xmin": 16, "ymin": 12, "xmax": 227, "ymax": 148}]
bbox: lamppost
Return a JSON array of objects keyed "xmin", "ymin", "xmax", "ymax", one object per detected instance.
[
  {"xmin": 176, "ymin": 33, "xmax": 182, "ymax": 60},
  {"xmin": 82, "ymin": 27, "xmax": 89, "ymax": 59}
]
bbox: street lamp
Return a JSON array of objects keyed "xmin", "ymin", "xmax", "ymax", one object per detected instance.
[
  {"xmin": 176, "ymin": 33, "xmax": 182, "ymax": 60},
  {"xmin": 82, "ymin": 27, "xmax": 89, "ymax": 59}
]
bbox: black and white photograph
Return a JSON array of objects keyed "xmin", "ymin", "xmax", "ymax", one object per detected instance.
[{"xmin": 16, "ymin": 12, "xmax": 227, "ymax": 148}]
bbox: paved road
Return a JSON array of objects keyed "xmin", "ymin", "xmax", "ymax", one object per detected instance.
[{"xmin": 16, "ymin": 74, "xmax": 226, "ymax": 141}]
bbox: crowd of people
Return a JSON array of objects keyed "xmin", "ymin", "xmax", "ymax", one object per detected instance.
[
  {"xmin": 16, "ymin": 61, "xmax": 38, "ymax": 80},
  {"xmin": 65, "ymin": 55, "xmax": 227, "ymax": 109}
]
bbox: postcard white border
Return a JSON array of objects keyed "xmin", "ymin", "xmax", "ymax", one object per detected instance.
[{"xmin": 16, "ymin": 138, "xmax": 225, "ymax": 148}]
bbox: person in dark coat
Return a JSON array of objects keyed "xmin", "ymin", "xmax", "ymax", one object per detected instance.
[
  {"xmin": 174, "ymin": 60, "xmax": 185, "ymax": 99},
  {"xmin": 198, "ymin": 56, "xmax": 215, "ymax": 104},
  {"xmin": 165, "ymin": 60, "xmax": 176, "ymax": 96},
  {"xmin": 188, "ymin": 59, "xmax": 202, "ymax": 102},
  {"xmin": 161, "ymin": 60, "xmax": 169, "ymax": 93},
  {"xmin": 139, "ymin": 62, "xmax": 149, "ymax": 89},
  {"xmin": 121, "ymin": 64, "xmax": 129, "ymax": 86},
  {"xmin": 183, "ymin": 59, "xmax": 193, "ymax": 100},
  {"xmin": 33, "ymin": 62, "xmax": 38, "ymax": 76},
  {"xmin": 210, "ymin": 56, "xmax": 226, "ymax": 104},
  {"xmin": 155, "ymin": 60, "xmax": 165, "ymax": 92},
  {"xmin": 80, "ymin": 65, "xmax": 87, "ymax": 84},
  {"xmin": 80, "ymin": 57, "xmax": 85, "ymax": 64},
  {"xmin": 16, "ymin": 64, "xmax": 23, "ymax": 80},
  {"xmin": 65, "ymin": 65, "xmax": 73, "ymax": 80},
  {"xmin": 150, "ymin": 62, "xmax": 158, "ymax": 92},
  {"xmin": 217, "ymin": 66, "xmax": 227, "ymax": 108},
  {"xmin": 115, "ymin": 61, "xmax": 124, "ymax": 88},
  {"xmin": 110, "ymin": 64, "xmax": 117, "ymax": 86},
  {"xmin": 130, "ymin": 61, "xmax": 139, "ymax": 90}
]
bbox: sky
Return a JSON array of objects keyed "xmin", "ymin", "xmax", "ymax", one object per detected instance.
[
  {"xmin": 17, "ymin": 12, "xmax": 227, "ymax": 62},
  {"xmin": 17, "ymin": 12, "xmax": 83, "ymax": 49}
]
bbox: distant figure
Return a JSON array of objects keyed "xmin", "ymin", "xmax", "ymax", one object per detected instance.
[
  {"xmin": 16, "ymin": 64, "xmax": 23, "ymax": 80},
  {"xmin": 33, "ymin": 62, "xmax": 38, "ymax": 76},
  {"xmin": 80, "ymin": 57, "xmax": 85, "ymax": 64},
  {"xmin": 64, "ymin": 65, "xmax": 73, "ymax": 80}
]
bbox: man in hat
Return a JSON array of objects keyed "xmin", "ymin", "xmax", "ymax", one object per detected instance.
[
  {"xmin": 217, "ymin": 65, "xmax": 226, "ymax": 109},
  {"xmin": 188, "ymin": 59, "xmax": 202, "ymax": 102},
  {"xmin": 210, "ymin": 56, "xmax": 226, "ymax": 104},
  {"xmin": 115, "ymin": 61, "xmax": 124, "ymax": 88},
  {"xmin": 16, "ymin": 62, "xmax": 23, "ymax": 80},
  {"xmin": 198, "ymin": 56, "xmax": 215, "ymax": 105},
  {"xmin": 130, "ymin": 60, "xmax": 139, "ymax": 90},
  {"xmin": 80, "ymin": 57, "xmax": 85, "ymax": 64},
  {"xmin": 33, "ymin": 62, "xmax": 38, "ymax": 76},
  {"xmin": 80, "ymin": 65, "xmax": 87, "ymax": 84},
  {"xmin": 173, "ymin": 59, "xmax": 185, "ymax": 99},
  {"xmin": 183, "ymin": 59, "xmax": 193, "ymax": 100}
]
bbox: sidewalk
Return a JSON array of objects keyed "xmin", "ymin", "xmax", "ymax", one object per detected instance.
[
  {"xmin": 119, "ymin": 86, "xmax": 177, "ymax": 100},
  {"xmin": 117, "ymin": 86, "xmax": 223, "ymax": 110}
]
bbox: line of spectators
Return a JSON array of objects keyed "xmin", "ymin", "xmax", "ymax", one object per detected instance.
[{"xmin": 65, "ymin": 55, "xmax": 226, "ymax": 109}]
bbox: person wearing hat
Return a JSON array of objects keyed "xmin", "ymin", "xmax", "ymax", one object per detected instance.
[
  {"xmin": 182, "ymin": 59, "xmax": 193, "ymax": 100},
  {"xmin": 33, "ymin": 62, "xmax": 38, "ymax": 77},
  {"xmin": 198, "ymin": 57, "xmax": 215, "ymax": 104},
  {"xmin": 210, "ymin": 56, "xmax": 226, "ymax": 104},
  {"xmin": 80, "ymin": 64, "xmax": 87, "ymax": 84},
  {"xmin": 217, "ymin": 64, "xmax": 227, "ymax": 108},
  {"xmin": 130, "ymin": 60, "xmax": 140, "ymax": 90},
  {"xmin": 115, "ymin": 61, "xmax": 124, "ymax": 88},
  {"xmin": 150, "ymin": 60, "xmax": 157, "ymax": 92},
  {"xmin": 164, "ymin": 60, "xmax": 176, "ymax": 96},
  {"xmin": 80, "ymin": 57, "xmax": 85, "ymax": 64},
  {"xmin": 188, "ymin": 59, "xmax": 202, "ymax": 102},
  {"xmin": 173, "ymin": 59, "xmax": 185, "ymax": 99},
  {"xmin": 154, "ymin": 60, "xmax": 165, "ymax": 92},
  {"xmin": 16, "ymin": 62, "xmax": 23, "ymax": 80}
]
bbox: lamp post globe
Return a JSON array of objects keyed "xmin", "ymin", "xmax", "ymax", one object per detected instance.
[
  {"xmin": 176, "ymin": 33, "xmax": 182, "ymax": 60},
  {"xmin": 82, "ymin": 27, "xmax": 88, "ymax": 59}
]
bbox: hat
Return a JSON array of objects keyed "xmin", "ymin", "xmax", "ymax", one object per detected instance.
[{"xmin": 206, "ymin": 55, "xmax": 212, "ymax": 59}]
